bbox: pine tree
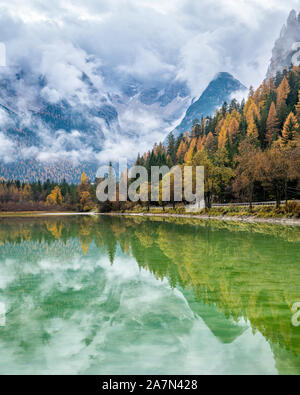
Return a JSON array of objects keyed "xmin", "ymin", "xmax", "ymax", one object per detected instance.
[
  {"xmin": 191, "ymin": 123, "xmax": 201, "ymax": 137},
  {"xmin": 280, "ymin": 112, "xmax": 299, "ymax": 148},
  {"xmin": 221, "ymin": 102, "xmax": 228, "ymax": 116},
  {"xmin": 248, "ymin": 86, "xmax": 255, "ymax": 98},
  {"xmin": 295, "ymin": 90, "xmax": 300, "ymax": 121},
  {"xmin": 136, "ymin": 153, "xmax": 144, "ymax": 166},
  {"xmin": 266, "ymin": 102, "xmax": 279, "ymax": 145},
  {"xmin": 60, "ymin": 179, "xmax": 68, "ymax": 197},
  {"xmin": 275, "ymin": 70, "xmax": 283, "ymax": 88},
  {"xmin": 167, "ymin": 133, "xmax": 176, "ymax": 164},
  {"xmin": 166, "ymin": 154, "xmax": 173, "ymax": 168}
]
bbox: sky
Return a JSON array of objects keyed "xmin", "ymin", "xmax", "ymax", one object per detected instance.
[
  {"xmin": 0, "ymin": 0, "xmax": 300, "ymax": 165},
  {"xmin": 1, "ymin": 0, "xmax": 300, "ymax": 94}
]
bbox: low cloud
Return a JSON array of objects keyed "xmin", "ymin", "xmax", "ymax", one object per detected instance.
[
  {"xmin": 21, "ymin": 129, "xmax": 96, "ymax": 164},
  {"xmin": 1, "ymin": 0, "xmax": 299, "ymax": 94},
  {"xmin": 0, "ymin": 0, "xmax": 299, "ymax": 169},
  {"xmin": 0, "ymin": 132, "xmax": 15, "ymax": 163}
]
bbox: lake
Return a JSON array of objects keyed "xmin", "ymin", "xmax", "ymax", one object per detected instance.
[{"xmin": 0, "ymin": 215, "xmax": 299, "ymax": 374}]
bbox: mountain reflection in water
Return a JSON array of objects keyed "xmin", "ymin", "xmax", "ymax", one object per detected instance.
[{"xmin": 0, "ymin": 215, "xmax": 299, "ymax": 374}]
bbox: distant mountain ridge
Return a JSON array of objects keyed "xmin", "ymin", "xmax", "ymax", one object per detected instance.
[
  {"xmin": 0, "ymin": 71, "xmax": 247, "ymax": 182},
  {"xmin": 0, "ymin": 69, "xmax": 191, "ymax": 182},
  {"xmin": 171, "ymin": 72, "xmax": 247, "ymax": 138}
]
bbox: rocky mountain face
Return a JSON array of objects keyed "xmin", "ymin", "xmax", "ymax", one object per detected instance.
[
  {"xmin": 171, "ymin": 72, "xmax": 247, "ymax": 138},
  {"xmin": 0, "ymin": 69, "xmax": 190, "ymax": 182},
  {"xmin": 267, "ymin": 9, "xmax": 300, "ymax": 79}
]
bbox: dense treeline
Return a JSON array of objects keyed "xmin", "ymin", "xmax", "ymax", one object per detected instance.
[
  {"xmin": 0, "ymin": 172, "xmax": 97, "ymax": 212},
  {"xmin": 0, "ymin": 159, "xmax": 96, "ymax": 184},
  {"xmin": 136, "ymin": 66, "xmax": 300, "ymax": 208}
]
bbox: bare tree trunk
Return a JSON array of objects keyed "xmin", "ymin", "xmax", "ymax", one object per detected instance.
[
  {"xmin": 205, "ymin": 192, "xmax": 212, "ymax": 210},
  {"xmin": 249, "ymin": 185, "xmax": 253, "ymax": 212},
  {"xmin": 276, "ymin": 190, "xmax": 281, "ymax": 209}
]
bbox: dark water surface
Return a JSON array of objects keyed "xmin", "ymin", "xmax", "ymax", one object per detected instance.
[{"xmin": 0, "ymin": 215, "xmax": 299, "ymax": 374}]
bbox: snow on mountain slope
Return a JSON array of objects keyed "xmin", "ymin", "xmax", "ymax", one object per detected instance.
[{"xmin": 0, "ymin": 68, "xmax": 191, "ymax": 182}]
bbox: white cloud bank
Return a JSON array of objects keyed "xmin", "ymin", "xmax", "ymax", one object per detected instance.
[
  {"xmin": 0, "ymin": 0, "xmax": 299, "ymax": 166},
  {"xmin": 0, "ymin": 132, "xmax": 15, "ymax": 163},
  {"xmin": 0, "ymin": 0, "xmax": 298, "ymax": 94}
]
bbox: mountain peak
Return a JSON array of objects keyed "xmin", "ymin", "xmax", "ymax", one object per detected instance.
[
  {"xmin": 287, "ymin": 9, "xmax": 297, "ymax": 25},
  {"xmin": 210, "ymin": 72, "xmax": 243, "ymax": 87},
  {"xmin": 213, "ymin": 72, "xmax": 235, "ymax": 80},
  {"xmin": 267, "ymin": 9, "xmax": 300, "ymax": 78},
  {"xmin": 170, "ymin": 73, "xmax": 246, "ymax": 138}
]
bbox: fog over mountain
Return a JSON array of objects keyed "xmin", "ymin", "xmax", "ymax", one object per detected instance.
[
  {"xmin": 172, "ymin": 73, "xmax": 247, "ymax": 138},
  {"xmin": 0, "ymin": 1, "xmax": 299, "ymax": 181},
  {"xmin": 267, "ymin": 9, "xmax": 300, "ymax": 78}
]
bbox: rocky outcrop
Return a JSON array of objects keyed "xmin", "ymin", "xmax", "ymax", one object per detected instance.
[{"xmin": 267, "ymin": 10, "xmax": 300, "ymax": 79}]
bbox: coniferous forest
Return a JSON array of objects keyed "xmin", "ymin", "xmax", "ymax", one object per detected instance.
[
  {"xmin": 135, "ymin": 67, "xmax": 300, "ymax": 210},
  {"xmin": 1, "ymin": 67, "xmax": 300, "ymax": 215}
]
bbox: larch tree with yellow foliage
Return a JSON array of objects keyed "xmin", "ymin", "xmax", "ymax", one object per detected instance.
[
  {"xmin": 21, "ymin": 184, "xmax": 32, "ymax": 201},
  {"xmin": 46, "ymin": 186, "xmax": 63, "ymax": 206},
  {"xmin": 245, "ymin": 101, "xmax": 260, "ymax": 124},
  {"xmin": 204, "ymin": 132, "xmax": 216, "ymax": 153},
  {"xmin": 228, "ymin": 118, "xmax": 239, "ymax": 143},
  {"xmin": 276, "ymin": 76, "xmax": 290, "ymax": 125},
  {"xmin": 253, "ymin": 80, "xmax": 271, "ymax": 110},
  {"xmin": 78, "ymin": 172, "xmax": 94, "ymax": 212},
  {"xmin": 276, "ymin": 76, "xmax": 290, "ymax": 109},
  {"xmin": 266, "ymin": 102, "xmax": 279, "ymax": 145},
  {"xmin": 176, "ymin": 140, "xmax": 187, "ymax": 163},
  {"xmin": 218, "ymin": 127, "xmax": 228, "ymax": 149},
  {"xmin": 184, "ymin": 138, "xmax": 197, "ymax": 162},
  {"xmin": 280, "ymin": 112, "xmax": 299, "ymax": 148},
  {"xmin": 247, "ymin": 118, "xmax": 259, "ymax": 139},
  {"xmin": 196, "ymin": 136, "xmax": 204, "ymax": 151},
  {"xmin": 81, "ymin": 171, "xmax": 89, "ymax": 185}
]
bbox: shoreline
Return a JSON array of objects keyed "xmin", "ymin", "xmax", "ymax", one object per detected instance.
[
  {"xmin": 0, "ymin": 211, "xmax": 300, "ymax": 226},
  {"xmin": 99, "ymin": 212, "xmax": 300, "ymax": 226},
  {"xmin": 0, "ymin": 211, "xmax": 96, "ymax": 218}
]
